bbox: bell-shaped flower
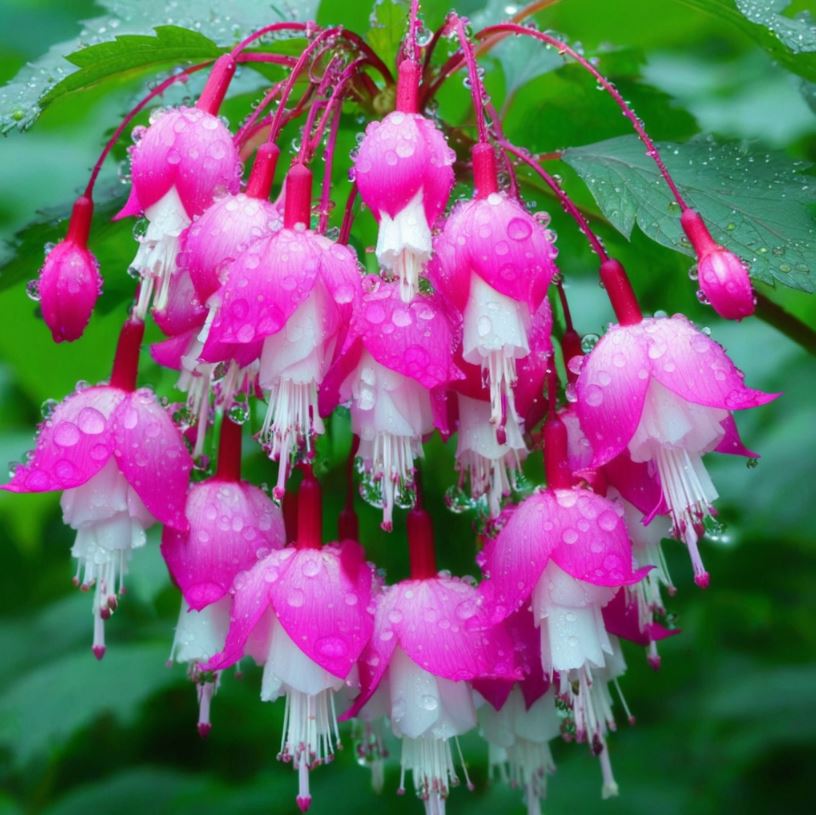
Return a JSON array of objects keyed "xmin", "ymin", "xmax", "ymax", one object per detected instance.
[
  {"xmin": 575, "ymin": 313, "xmax": 777, "ymax": 586},
  {"xmin": 116, "ymin": 106, "xmax": 241, "ymax": 317},
  {"xmin": 320, "ymin": 281, "xmax": 461, "ymax": 530},
  {"xmin": 202, "ymin": 470, "xmax": 374, "ymax": 812},
  {"xmin": 3, "ymin": 322, "xmax": 191, "ymax": 657},
  {"xmin": 202, "ymin": 217, "xmax": 360, "ymax": 497},
  {"xmin": 344, "ymin": 508, "xmax": 519, "ymax": 815},
  {"xmin": 36, "ymin": 196, "xmax": 102, "ymax": 343},
  {"xmin": 353, "ymin": 110, "xmax": 455, "ymax": 301},
  {"xmin": 430, "ymin": 187, "xmax": 557, "ymax": 435},
  {"xmin": 451, "ymin": 300, "xmax": 552, "ymax": 516},
  {"xmin": 161, "ymin": 419, "xmax": 285, "ymax": 735}
]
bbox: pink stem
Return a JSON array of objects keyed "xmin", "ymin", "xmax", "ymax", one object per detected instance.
[
  {"xmin": 283, "ymin": 163, "xmax": 313, "ymax": 229},
  {"xmin": 477, "ymin": 24, "xmax": 689, "ymax": 209},
  {"xmin": 600, "ymin": 258, "xmax": 642, "ymax": 325},
  {"xmin": 245, "ymin": 143, "xmax": 280, "ymax": 200},
  {"xmin": 502, "ymin": 141, "xmax": 609, "ymax": 261},
  {"xmin": 234, "ymin": 80, "xmax": 286, "ymax": 145},
  {"xmin": 450, "ymin": 15, "xmax": 489, "ymax": 143},
  {"xmin": 318, "ymin": 103, "xmax": 343, "ymax": 234},
  {"xmin": 230, "ymin": 21, "xmax": 311, "ymax": 57},
  {"xmin": 408, "ymin": 0, "xmax": 421, "ymax": 62},
  {"xmin": 338, "ymin": 183, "xmax": 358, "ymax": 245},
  {"xmin": 66, "ymin": 196, "xmax": 93, "ymax": 246}
]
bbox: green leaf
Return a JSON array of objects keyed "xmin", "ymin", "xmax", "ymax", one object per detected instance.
[
  {"xmin": 562, "ymin": 135, "xmax": 816, "ymax": 292},
  {"xmin": 40, "ymin": 26, "xmax": 222, "ymax": 107},
  {"xmin": 0, "ymin": 641, "xmax": 179, "ymax": 766},
  {"xmin": 366, "ymin": 0, "xmax": 409, "ymax": 74},
  {"xmin": 678, "ymin": 0, "xmax": 816, "ymax": 82}
]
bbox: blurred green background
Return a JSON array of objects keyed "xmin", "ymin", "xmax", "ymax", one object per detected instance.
[{"xmin": 0, "ymin": 1, "xmax": 814, "ymax": 813}]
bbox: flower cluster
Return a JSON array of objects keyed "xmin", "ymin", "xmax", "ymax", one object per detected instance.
[{"xmin": 8, "ymin": 4, "xmax": 776, "ymax": 814}]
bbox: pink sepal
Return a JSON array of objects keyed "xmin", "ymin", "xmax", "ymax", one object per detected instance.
[
  {"xmin": 602, "ymin": 590, "xmax": 679, "ymax": 647},
  {"xmin": 150, "ymin": 330, "xmax": 198, "ymax": 372},
  {"xmin": 113, "ymin": 186, "xmax": 143, "ymax": 221},
  {"xmin": 715, "ymin": 414, "xmax": 758, "ymax": 458}
]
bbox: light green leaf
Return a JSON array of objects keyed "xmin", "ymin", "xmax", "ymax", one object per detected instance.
[
  {"xmin": 366, "ymin": 0, "xmax": 409, "ymax": 74},
  {"xmin": 562, "ymin": 135, "xmax": 816, "ymax": 292}
]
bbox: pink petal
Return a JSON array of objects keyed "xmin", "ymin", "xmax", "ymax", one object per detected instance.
[
  {"xmin": 428, "ymin": 222, "xmax": 471, "ymax": 313},
  {"xmin": 318, "ymin": 337, "xmax": 364, "ymax": 417},
  {"xmin": 602, "ymin": 590, "xmax": 679, "ymax": 646},
  {"xmin": 549, "ymin": 488, "xmax": 648, "ymax": 587},
  {"xmin": 268, "ymin": 541, "xmax": 374, "ymax": 679},
  {"xmin": 415, "ymin": 115, "xmax": 456, "ymax": 224},
  {"xmin": 697, "ymin": 249, "xmax": 755, "ymax": 321},
  {"xmin": 3, "ymin": 386, "xmax": 124, "ymax": 493},
  {"xmin": 642, "ymin": 315, "xmax": 778, "ymax": 411},
  {"xmin": 161, "ymin": 481, "xmax": 285, "ymax": 610},
  {"xmin": 355, "ymin": 283, "xmax": 461, "ymax": 390},
  {"xmin": 153, "ymin": 267, "xmax": 207, "ymax": 337},
  {"xmin": 150, "ymin": 329, "xmax": 198, "ymax": 372},
  {"xmin": 602, "ymin": 452, "xmax": 665, "ymax": 518},
  {"xmin": 390, "ymin": 575, "xmax": 519, "ymax": 682},
  {"xmin": 514, "ymin": 299, "xmax": 553, "ymax": 424},
  {"xmin": 202, "ymin": 229, "xmax": 322, "ymax": 353},
  {"xmin": 576, "ymin": 323, "xmax": 651, "ymax": 467},
  {"xmin": 111, "ymin": 389, "xmax": 192, "ymax": 529},
  {"xmin": 179, "ymin": 193, "xmax": 280, "ymax": 305}
]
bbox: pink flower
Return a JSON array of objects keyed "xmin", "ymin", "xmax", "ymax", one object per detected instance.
[
  {"xmin": 203, "ymin": 225, "xmax": 360, "ymax": 497},
  {"xmin": 3, "ymin": 375, "xmax": 192, "ymax": 658},
  {"xmin": 320, "ymin": 281, "xmax": 461, "ymax": 529},
  {"xmin": 36, "ymin": 196, "xmax": 101, "ymax": 343},
  {"xmin": 344, "ymin": 550, "xmax": 519, "ymax": 809},
  {"xmin": 430, "ymin": 192, "xmax": 557, "ymax": 435},
  {"xmin": 575, "ymin": 314, "xmax": 777, "ymax": 586},
  {"xmin": 202, "ymin": 471, "xmax": 374, "ymax": 811},
  {"xmin": 116, "ymin": 106, "xmax": 241, "ymax": 316},
  {"xmin": 681, "ymin": 208, "xmax": 756, "ymax": 320},
  {"xmin": 451, "ymin": 300, "xmax": 552, "ymax": 516},
  {"xmin": 161, "ymin": 428, "xmax": 285, "ymax": 735},
  {"xmin": 353, "ymin": 110, "xmax": 455, "ymax": 300}
]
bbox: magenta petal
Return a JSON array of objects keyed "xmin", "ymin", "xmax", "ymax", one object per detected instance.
[
  {"xmin": 390, "ymin": 576, "xmax": 519, "ymax": 682},
  {"xmin": 415, "ymin": 115, "xmax": 456, "ymax": 223},
  {"xmin": 644, "ymin": 315, "xmax": 778, "ymax": 411},
  {"xmin": 153, "ymin": 267, "xmax": 207, "ymax": 337},
  {"xmin": 111, "ymin": 389, "xmax": 192, "ymax": 529},
  {"xmin": 479, "ymin": 492, "xmax": 558, "ymax": 623},
  {"xmin": 319, "ymin": 337, "xmax": 364, "ymax": 417},
  {"xmin": 715, "ymin": 414, "xmax": 758, "ymax": 458},
  {"xmin": 576, "ymin": 323, "xmax": 650, "ymax": 467},
  {"xmin": 514, "ymin": 299, "xmax": 553, "ymax": 423},
  {"xmin": 550, "ymin": 488, "xmax": 646, "ymax": 587},
  {"xmin": 472, "ymin": 678, "xmax": 514, "ymax": 711},
  {"xmin": 268, "ymin": 542, "xmax": 374, "ymax": 679},
  {"xmin": 355, "ymin": 283, "xmax": 461, "ymax": 389},
  {"xmin": 150, "ymin": 329, "xmax": 198, "ymax": 372},
  {"xmin": 603, "ymin": 452, "xmax": 665, "ymax": 519},
  {"xmin": 161, "ymin": 480, "xmax": 285, "ymax": 610},
  {"xmin": 3, "ymin": 386, "xmax": 124, "ymax": 493}
]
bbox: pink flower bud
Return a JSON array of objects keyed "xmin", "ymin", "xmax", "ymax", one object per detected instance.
[
  {"xmin": 697, "ymin": 248, "xmax": 756, "ymax": 320},
  {"xmin": 37, "ymin": 196, "xmax": 101, "ymax": 343}
]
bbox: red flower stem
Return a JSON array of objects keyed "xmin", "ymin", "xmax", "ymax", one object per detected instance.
[
  {"xmin": 215, "ymin": 416, "xmax": 242, "ymax": 482},
  {"xmin": 338, "ymin": 436, "xmax": 360, "ymax": 542},
  {"xmin": 544, "ymin": 368, "xmax": 571, "ymax": 489},
  {"xmin": 283, "ymin": 163, "xmax": 313, "ymax": 229},
  {"xmin": 396, "ymin": 58, "xmax": 420, "ymax": 113},
  {"xmin": 502, "ymin": 141, "xmax": 609, "ymax": 261},
  {"xmin": 483, "ymin": 101, "xmax": 519, "ymax": 197},
  {"xmin": 472, "ymin": 143, "xmax": 498, "ymax": 198},
  {"xmin": 66, "ymin": 196, "xmax": 94, "ymax": 246},
  {"xmin": 229, "ymin": 21, "xmax": 311, "ymax": 57},
  {"xmin": 318, "ymin": 103, "xmax": 343, "ymax": 234},
  {"xmin": 476, "ymin": 23, "xmax": 689, "ymax": 209},
  {"xmin": 408, "ymin": 0, "xmax": 421, "ymax": 62},
  {"xmin": 338, "ymin": 183, "xmax": 358, "ymax": 245},
  {"xmin": 600, "ymin": 258, "xmax": 643, "ymax": 325},
  {"xmin": 109, "ymin": 317, "xmax": 145, "ymax": 392},
  {"xmin": 557, "ymin": 282, "xmax": 583, "ymax": 382},
  {"xmin": 234, "ymin": 80, "xmax": 286, "ymax": 146},
  {"xmin": 297, "ymin": 56, "xmax": 344, "ymax": 163},
  {"xmin": 296, "ymin": 465, "xmax": 322, "ymax": 550},
  {"xmin": 450, "ymin": 14, "xmax": 490, "ymax": 144},
  {"xmin": 245, "ymin": 143, "xmax": 280, "ymax": 200},
  {"xmin": 407, "ymin": 470, "xmax": 437, "ymax": 579}
]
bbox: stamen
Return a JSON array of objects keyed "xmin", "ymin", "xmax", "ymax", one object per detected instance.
[{"xmin": 197, "ymin": 676, "xmax": 218, "ymax": 738}]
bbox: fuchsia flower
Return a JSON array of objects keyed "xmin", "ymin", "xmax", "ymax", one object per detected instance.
[
  {"xmin": 203, "ymin": 166, "xmax": 361, "ymax": 496},
  {"xmin": 36, "ymin": 196, "xmax": 102, "ymax": 343},
  {"xmin": 451, "ymin": 300, "xmax": 552, "ymax": 516},
  {"xmin": 202, "ymin": 469, "xmax": 374, "ymax": 812},
  {"xmin": 3, "ymin": 320, "xmax": 191, "ymax": 657},
  {"xmin": 161, "ymin": 418, "xmax": 285, "ymax": 736},
  {"xmin": 117, "ymin": 106, "xmax": 241, "ymax": 317},
  {"xmin": 472, "ymin": 608, "xmax": 558, "ymax": 814},
  {"xmin": 681, "ymin": 208, "xmax": 756, "ymax": 320},
  {"xmin": 431, "ymin": 150, "xmax": 558, "ymax": 435},
  {"xmin": 576, "ymin": 313, "xmax": 777, "ymax": 586},
  {"xmin": 344, "ymin": 507, "xmax": 520, "ymax": 814},
  {"xmin": 353, "ymin": 106, "xmax": 455, "ymax": 302},
  {"xmin": 320, "ymin": 280, "xmax": 461, "ymax": 530}
]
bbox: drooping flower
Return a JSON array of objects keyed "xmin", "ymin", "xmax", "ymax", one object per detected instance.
[
  {"xmin": 36, "ymin": 196, "xmax": 102, "ymax": 343},
  {"xmin": 451, "ymin": 300, "xmax": 552, "ymax": 516},
  {"xmin": 320, "ymin": 281, "xmax": 461, "ymax": 530},
  {"xmin": 575, "ymin": 313, "xmax": 777, "ymax": 586},
  {"xmin": 344, "ymin": 506, "xmax": 520, "ymax": 814},
  {"xmin": 161, "ymin": 418, "xmax": 285, "ymax": 735},
  {"xmin": 202, "ymin": 469, "xmax": 374, "ymax": 812},
  {"xmin": 2, "ymin": 320, "xmax": 191, "ymax": 657},
  {"xmin": 353, "ymin": 108, "xmax": 455, "ymax": 301},
  {"xmin": 203, "ymin": 166, "xmax": 360, "ymax": 497},
  {"xmin": 430, "ymin": 158, "xmax": 557, "ymax": 434},
  {"xmin": 681, "ymin": 208, "xmax": 755, "ymax": 320},
  {"xmin": 116, "ymin": 106, "xmax": 241, "ymax": 317}
]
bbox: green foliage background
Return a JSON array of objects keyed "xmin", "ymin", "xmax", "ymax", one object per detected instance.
[{"xmin": 0, "ymin": 1, "xmax": 814, "ymax": 813}]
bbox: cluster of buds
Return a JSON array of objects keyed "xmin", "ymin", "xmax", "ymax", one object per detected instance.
[{"xmin": 8, "ymin": 3, "xmax": 775, "ymax": 813}]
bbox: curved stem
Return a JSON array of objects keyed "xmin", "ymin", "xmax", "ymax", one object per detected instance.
[
  {"xmin": 297, "ymin": 55, "xmax": 344, "ymax": 164},
  {"xmin": 450, "ymin": 15, "xmax": 490, "ymax": 144},
  {"xmin": 502, "ymin": 141, "xmax": 609, "ymax": 261},
  {"xmin": 408, "ymin": 0, "xmax": 421, "ymax": 62},
  {"xmin": 318, "ymin": 102, "xmax": 344, "ymax": 234},
  {"xmin": 338, "ymin": 182, "xmax": 358, "ymax": 245},
  {"xmin": 230, "ymin": 21, "xmax": 311, "ymax": 57},
  {"xmin": 477, "ymin": 24, "xmax": 689, "ymax": 209}
]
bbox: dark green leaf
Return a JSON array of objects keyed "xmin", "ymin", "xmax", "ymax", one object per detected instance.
[{"xmin": 563, "ymin": 135, "xmax": 816, "ymax": 291}]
